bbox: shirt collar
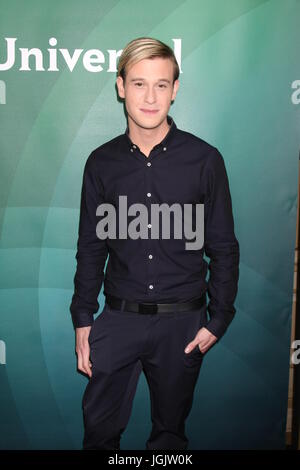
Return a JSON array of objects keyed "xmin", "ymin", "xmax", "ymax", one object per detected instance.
[{"xmin": 124, "ymin": 115, "xmax": 177, "ymax": 151}]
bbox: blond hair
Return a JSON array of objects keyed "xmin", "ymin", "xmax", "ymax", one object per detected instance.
[{"xmin": 117, "ymin": 37, "xmax": 179, "ymax": 83}]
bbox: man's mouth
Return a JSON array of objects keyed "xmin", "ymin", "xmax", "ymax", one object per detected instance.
[{"xmin": 140, "ymin": 109, "xmax": 159, "ymax": 114}]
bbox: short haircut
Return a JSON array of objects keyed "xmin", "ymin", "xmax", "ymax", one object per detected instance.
[{"xmin": 117, "ymin": 37, "xmax": 180, "ymax": 83}]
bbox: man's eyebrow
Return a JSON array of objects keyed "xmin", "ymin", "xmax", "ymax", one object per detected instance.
[{"xmin": 130, "ymin": 78, "xmax": 171, "ymax": 83}]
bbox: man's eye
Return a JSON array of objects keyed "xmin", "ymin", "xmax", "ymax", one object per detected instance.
[
  {"xmin": 135, "ymin": 82, "xmax": 143, "ymax": 87},
  {"xmin": 158, "ymin": 84, "xmax": 167, "ymax": 88}
]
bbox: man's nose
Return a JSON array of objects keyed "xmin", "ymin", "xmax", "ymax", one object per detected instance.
[{"xmin": 144, "ymin": 86, "xmax": 156, "ymax": 103}]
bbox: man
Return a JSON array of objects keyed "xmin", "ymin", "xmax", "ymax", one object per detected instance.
[{"xmin": 70, "ymin": 37, "xmax": 239, "ymax": 450}]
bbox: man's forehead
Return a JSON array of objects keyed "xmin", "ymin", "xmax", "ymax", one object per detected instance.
[
  {"xmin": 126, "ymin": 57, "xmax": 174, "ymax": 75},
  {"xmin": 129, "ymin": 77, "xmax": 172, "ymax": 83}
]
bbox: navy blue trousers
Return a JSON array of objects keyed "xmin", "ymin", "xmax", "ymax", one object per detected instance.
[{"xmin": 82, "ymin": 300, "xmax": 208, "ymax": 450}]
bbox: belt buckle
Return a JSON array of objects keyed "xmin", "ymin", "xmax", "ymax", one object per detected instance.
[{"xmin": 138, "ymin": 303, "xmax": 158, "ymax": 314}]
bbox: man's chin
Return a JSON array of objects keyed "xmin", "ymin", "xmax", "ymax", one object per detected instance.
[{"xmin": 133, "ymin": 116, "xmax": 167, "ymax": 130}]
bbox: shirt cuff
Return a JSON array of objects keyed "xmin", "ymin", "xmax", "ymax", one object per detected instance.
[
  {"xmin": 204, "ymin": 316, "xmax": 229, "ymax": 340},
  {"xmin": 71, "ymin": 312, "xmax": 94, "ymax": 329}
]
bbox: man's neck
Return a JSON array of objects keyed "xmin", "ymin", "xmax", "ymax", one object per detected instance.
[{"xmin": 128, "ymin": 118, "xmax": 170, "ymax": 157}]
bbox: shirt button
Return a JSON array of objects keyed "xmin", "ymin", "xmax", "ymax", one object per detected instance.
[
  {"xmin": 148, "ymin": 254, "xmax": 153, "ymax": 259},
  {"xmin": 149, "ymin": 284, "xmax": 154, "ymax": 289},
  {"xmin": 133, "ymin": 145, "xmax": 137, "ymax": 149},
  {"xmin": 163, "ymin": 147, "xmax": 167, "ymax": 151},
  {"xmin": 130, "ymin": 148, "xmax": 134, "ymax": 152},
  {"xmin": 147, "ymin": 162, "xmax": 151, "ymax": 167},
  {"xmin": 147, "ymin": 223, "xmax": 152, "ymax": 228},
  {"xmin": 147, "ymin": 192, "xmax": 151, "ymax": 197}
]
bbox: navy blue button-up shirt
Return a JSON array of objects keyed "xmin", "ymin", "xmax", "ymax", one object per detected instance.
[{"xmin": 70, "ymin": 115, "xmax": 239, "ymax": 339}]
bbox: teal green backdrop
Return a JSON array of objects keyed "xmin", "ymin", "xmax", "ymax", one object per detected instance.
[{"xmin": 0, "ymin": 0, "xmax": 299, "ymax": 449}]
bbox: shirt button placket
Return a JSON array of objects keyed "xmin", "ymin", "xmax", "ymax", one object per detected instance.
[{"xmin": 145, "ymin": 158, "xmax": 155, "ymax": 297}]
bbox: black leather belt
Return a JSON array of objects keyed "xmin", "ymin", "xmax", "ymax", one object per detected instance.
[{"xmin": 105, "ymin": 293, "xmax": 206, "ymax": 315}]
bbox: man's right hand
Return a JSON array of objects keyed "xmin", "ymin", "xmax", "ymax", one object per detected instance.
[{"xmin": 76, "ymin": 326, "xmax": 93, "ymax": 378}]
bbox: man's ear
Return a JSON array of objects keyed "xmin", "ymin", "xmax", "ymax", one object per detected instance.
[
  {"xmin": 171, "ymin": 79, "xmax": 179, "ymax": 102},
  {"xmin": 116, "ymin": 76, "xmax": 125, "ymax": 99}
]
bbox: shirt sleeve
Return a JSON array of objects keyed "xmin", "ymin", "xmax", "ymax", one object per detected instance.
[
  {"xmin": 203, "ymin": 148, "xmax": 240, "ymax": 340},
  {"xmin": 70, "ymin": 151, "xmax": 109, "ymax": 329}
]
